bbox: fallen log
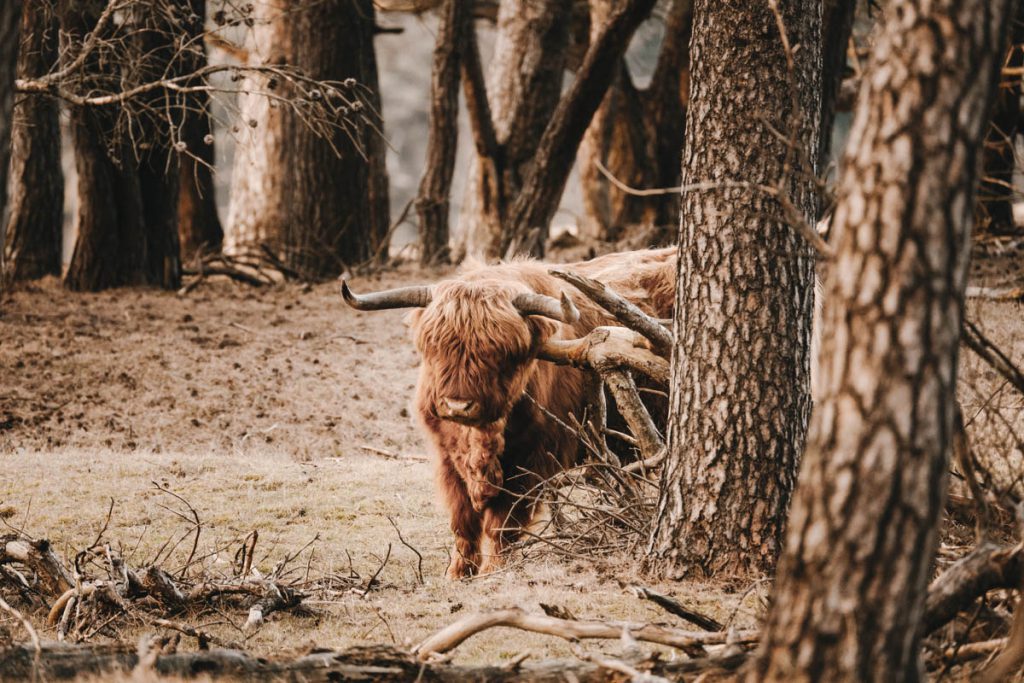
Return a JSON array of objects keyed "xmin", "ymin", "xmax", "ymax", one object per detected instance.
[
  {"xmin": 0, "ymin": 641, "xmax": 747, "ymax": 682},
  {"xmin": 413, "ymin": 607, "xmax": 756, "ymax": 658},
  {"xmin": 924, "ymin": 541, "xmax": 1024, "ymax": 633}
]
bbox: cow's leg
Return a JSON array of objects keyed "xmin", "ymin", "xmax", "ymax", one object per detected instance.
[
  {"xmin": 477, "ymin": 490, "xmax": 534, "ymax": 575},
  {"xmin": 437, "ymin": 455, "xmax": 482, "ymax": 579}
]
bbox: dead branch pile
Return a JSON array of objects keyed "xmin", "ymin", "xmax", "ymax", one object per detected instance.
[
  {"xmin": 488, "ymin": 268, "xmax": 672, "ymax": 562},
  {"xmin": 518, "ymin": 269, "xmax": 1024, "ymax": 678},
  {"xmin": 0, "ymin": 485, "xmax": 383, "ymax": 651}
]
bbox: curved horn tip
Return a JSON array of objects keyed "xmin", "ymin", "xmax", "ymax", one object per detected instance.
[
  {"xmin": 560, "ymin": 292, "xmax": 580, "ymax": 323},
  {"xmin": 340, "ymin": 280, "xmax": 358, "ymax": 308}
]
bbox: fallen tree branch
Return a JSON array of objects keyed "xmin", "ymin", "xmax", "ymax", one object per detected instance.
[
  {"xmin": 966, "ymin": 286, "xmax": 1024, "ymax": 301},
  {"xmin": 605, "ymin": 371, "xmax": 665, "ymax": 462},
  {"xmin": 963, "ymin": 319, "xmax": 1024, "ymax": 397},
  {"xmin": 551, "ymin": 269, "xmax": 673, "ymax": 356},
  {"xmin": 538, "ymin": 326, "xmax": 669, "ymax": 384},
  {"xmin": 630, "ymin": 586, "xmax": 724, "ymax": 632},
  {"xmin": 413, "ymin": 607, "xmax": 755, "ymax": 658},
  {"xmin": 924, "ymin": 540, "xmax": 1024, "ymax": 634}
]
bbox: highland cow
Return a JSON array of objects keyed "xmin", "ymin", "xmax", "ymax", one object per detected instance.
[{"xmin": 342, "ymin": 248, "xmax": 676, "ymax": 578}]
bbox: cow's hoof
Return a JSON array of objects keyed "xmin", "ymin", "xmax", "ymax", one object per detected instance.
[
  {"xmin": 476, "ymin": 554, "xmax": 503, "ymax": 576},
  {"xmin": 446, "ymin": 555, "xmax": 477, "ymax": 579}
]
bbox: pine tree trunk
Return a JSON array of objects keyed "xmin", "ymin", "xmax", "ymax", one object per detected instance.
[
  {"xmin": 578, "ymin": 0, "xmax": 691, "ymax": 243},
  {"xmin": 453, "ymin": 0, "xmax": 571, "ymax": 260},
  {"xmin": 750, "ymin": 0, "xmax": 1013, "ymax": 680},
  {"xmin": 177, "ymin": 0, "xmax": 223, "ymax": 262},
  {"xmin": 646, "ymin": 0, "xmax": 821, "ymax": 579},
  {"xmin": 5, "ymin": 0, "xmax": 62, "ymax": 281},
  {"xmin": 61, "ymin": 3, "xmax": 147, "ymax": 292},
  {"xmin": 224, "ymin": 0, "xmax": 389, "ymax": 279},
  {"xmin": 979, "ymin": 8, "xmax": 1023, "ymax": 235},
  {"xmin": 62, "ymin": 1, "xmax": 182, "ymax": 291},
  {"xmin": 0, "ymin": 0, "xmax": 21, "ymax": 273},
  {"xmin": 415, "ymin": 0, "xmax": 469, "ymax": 266}
]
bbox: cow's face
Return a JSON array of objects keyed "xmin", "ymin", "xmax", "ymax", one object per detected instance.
[{"xmin": 409, "ymin": 282, "xmax": 556, "ymax": 428}]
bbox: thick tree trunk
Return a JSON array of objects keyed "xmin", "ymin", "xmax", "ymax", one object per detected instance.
[
  {"xmin": 177, "ymin": 0, "xmax": 223, "ymax": 262},
  {"xmin": 578, "ymin": 0, "xmax": 691, "ymax": 243},
  {"xmin": 61, "ymin": 3, "xmax": 148, "ymax": 292},
  {"xmin": 645, "ymin": 0, "xmax": 821, "ymax": 579},
  {"xmin": 62, "ymin": 1, "xmax": 182, "ymax": 291},
  {"xmin": 0, "ymin": 0, "xmax": 21, "ymax": 275},
  {"xmin": 453, "ymin": 0, "xmax": 571, "ymax": 260},
  {"xmin": 4, "ymin": 0, "xmax": 62, "ymax": 280},
  {"xmin": 415, "ymin": 0, "xmax": 469, "ymax": 266},
  {"xmin": 224, "ymin": 0, "xmax": 389, "ymax": 279},
  {"xmin": 750, "ymin": 0, "xmax": 1013, "ymax": 680}
]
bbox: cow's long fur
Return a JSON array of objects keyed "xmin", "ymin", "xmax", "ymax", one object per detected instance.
[{"xmin": 407, "ymin": 247, "xmax": 676, "ymax": 577}]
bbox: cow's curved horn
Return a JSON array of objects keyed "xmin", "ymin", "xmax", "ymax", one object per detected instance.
[
  {"xmin": 513, "ymin": 292, "xmax": 580, "ymax": 324},
  {"xmin": 341, "ymin": 280, "xmax": 433, "ymax": 310}
]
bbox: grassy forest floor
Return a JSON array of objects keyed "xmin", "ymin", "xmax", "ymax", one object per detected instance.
[{"xmin": 0, "ymin": 246, "xmax": 1022, "ymax": 669}]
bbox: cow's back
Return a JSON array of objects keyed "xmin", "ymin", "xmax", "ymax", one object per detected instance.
[{"xmin": 568, "ymin": 247, "xmax": 677, "ymax": 318}]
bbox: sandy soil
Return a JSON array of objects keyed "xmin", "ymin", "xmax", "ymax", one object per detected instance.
[{"xmin": 0, "ymin": 267, "xmax": 761, "ymax": 665}]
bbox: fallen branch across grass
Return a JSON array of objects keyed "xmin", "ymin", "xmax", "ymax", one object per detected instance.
[{"xmin": 413, "ymin": 606, "xmax": 757, "ymax": 659}]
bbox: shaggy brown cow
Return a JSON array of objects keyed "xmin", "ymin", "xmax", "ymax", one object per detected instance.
[{"xmin": 342, "ymin": 247, "xmax": 676, "ymax": 577}]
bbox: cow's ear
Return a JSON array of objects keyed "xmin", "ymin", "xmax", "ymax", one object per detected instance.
[{"xmin": 404, "ymin": 309, "xmax": 422, "ymax": 328}]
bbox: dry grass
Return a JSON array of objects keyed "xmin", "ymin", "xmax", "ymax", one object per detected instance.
[{"xmin": 0, "ymin": 273, "xmax": 763, "ymax": 667}]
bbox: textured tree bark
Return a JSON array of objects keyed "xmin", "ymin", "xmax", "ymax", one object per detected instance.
[
  {"xmin": 578, "ymin": 0, "xmax": 691, "ymax": 243},
  {"xmin": 503, "ymin": 0, "xmax": 658, "ymax": 257},
  {"xmin": 224, "ymin": 0, "xmax": 389, "ymax": 279},
  {"xmin": 415, "ymin": 0, "xmax": 469, "ymax": 266},
  {"xmin": 4, "ymin": 0, "xmax": 63, "ymax": 281},
  {"xmin": 750, "ymin": 0, "xmax": 1014, "ymax": 680},
  {"xmin": 453, "ymin": 0, "xmax": 571, "ymax": 260},
  {"xmin": 979, "ymin": 7, "xmax": 1023, "ymax": 235},
  {"xmin": 177, "ymin": 0, "xmax": 223, "ymax": 262},
  {"xmin": 62, "ymin": 0, "xmax": 182, "ymax": 291},
  {"xmin": 646, "ymin": 0, "xmax": 821, "ymax": 579},
  {"xmin": 0, "ymin": 0, "xmax": 21, "ymax": 275},
  {"xmin": 61, "ymin": 2, "xmax": 148, "ymax": 292}
]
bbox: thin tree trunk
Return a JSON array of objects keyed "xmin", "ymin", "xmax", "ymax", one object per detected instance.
[
  {"xmin": 503, "ymin": 0, "xmax": 658, "ymax": 257},
  {"xmin": 0, "ymin": 0, "xmax": 22, "ymax": 278},
  {"xmin": 979, "ymin": 8, "xmax": 1023, "ymax": 235},
  {"xmin": 645, "ymin": 0, "xmax": 821, "ymax": 579},
  {"xmin": 415, "ymin": 0, "xmax": 469, "ymax": 266},
  {"xmin": 224, "ymin": 0, "xmax": 389, "ymax": 278},
  {"xmin": 578, "ymin": 0, "xmax": 691, "ymax": 243},
  {"xmin": 177, "ymin": 0, "xmax": 223, "ymax": 262},
  {"xmin": 5, "ymin": 0, "xmax": 62, "ymax": 280},
  {"xmin": 453, "ymin": 0, "xmax": 571, "ymax": 260},
  {"xmin": 750, "ymin": 0, "xmax": 1014, "ymax": 680},
  {"xmin": 818, "ymin": 0, "xmax": 856, "ymax": 174}
]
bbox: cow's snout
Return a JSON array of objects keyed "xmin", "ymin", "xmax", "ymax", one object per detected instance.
[{"xmin": 438, "ymin": 398, "xmax": 482, "ymax": 422}]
